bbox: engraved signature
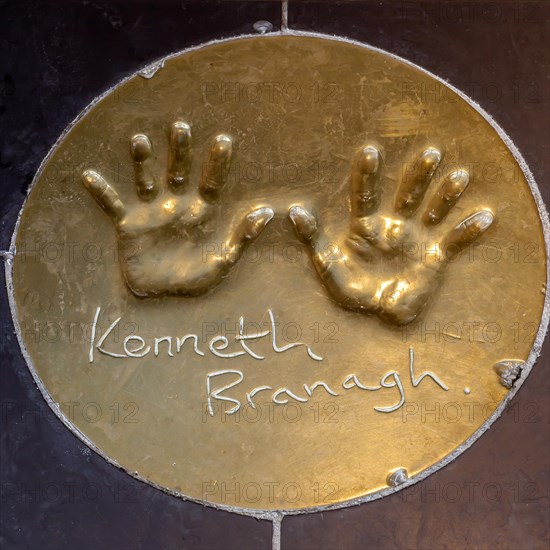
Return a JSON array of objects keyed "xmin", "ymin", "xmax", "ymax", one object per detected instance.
[
  {"xmin": 205, "ymin": 346, "xmax": 447, "ymax": 417},
  {"xmin": 88, "ymin": 307, "xmax": 321, "ymax": 363},
  {"xmin": 88, "ymin": 307, "xmax": 448, "ymax": 417}
]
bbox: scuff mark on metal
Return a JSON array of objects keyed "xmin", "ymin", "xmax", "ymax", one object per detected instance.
[
  {"xmin": 138, "ymin": 59, "xmax": 165, "ymax": 79},
  {"xmin": 0, "ymin": 250, "xmax": 14, "ymax": 263},
  {"xmin": 494, "ymin": 360, "xmax": 525, "ymax": 389}
]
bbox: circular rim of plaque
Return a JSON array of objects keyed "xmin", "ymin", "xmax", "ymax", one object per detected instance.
[{"xmin": 5, "ymin": 30, "xmax": 550, "ymax": 518}]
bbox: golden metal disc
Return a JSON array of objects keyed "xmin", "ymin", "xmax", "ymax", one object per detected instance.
[{"xmin": 7, "ymin": 33, "xmax": 549, "ymax": 513}]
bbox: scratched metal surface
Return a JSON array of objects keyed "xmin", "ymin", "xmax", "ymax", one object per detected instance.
[{"xmin": 0, "ymin": 1, "xmax": 548, "ymax": 549}]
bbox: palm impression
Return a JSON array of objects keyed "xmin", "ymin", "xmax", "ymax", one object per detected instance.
[
  {"xmin": 82, "ymin": 121, "xmax": 273, "ymax": 297},
  {"xmin": 289, "ymin": 145, "xmax": 494, "ymax": 325}
]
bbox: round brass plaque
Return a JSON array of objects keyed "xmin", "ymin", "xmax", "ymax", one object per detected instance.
[{"xmin": 8, "ymin": 33, "xmax": 549, "ymax": 513}]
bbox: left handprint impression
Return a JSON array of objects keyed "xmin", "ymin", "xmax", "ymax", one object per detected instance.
[{"xmin": 82, "ymin": 121, "xmax": 273, "ymax": 297}]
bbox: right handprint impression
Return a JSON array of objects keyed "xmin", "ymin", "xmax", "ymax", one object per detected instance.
[{"xmin": 289, "ymin": 145, "xmax": 494, "ymax": 326}]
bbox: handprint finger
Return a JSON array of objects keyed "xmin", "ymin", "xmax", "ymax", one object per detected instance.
[
  {"xmin": 224, "ymin": 207, "xmax": 274, "ymax": 266},
  {"xmin": 167, "ymin": 121, "xmax": 192, "ymax": 193},
  {"xmin": 82, "ymin": 170, "xmax": 126, "ymax": 221},
  {"xmin": 130, "ymin": 133, "xmax": 157, "ymax": 201},
  {"xmin": 199, "ymin": 135, "xmax": 233, "ymax": 201},
  {"xmin": 289, "ymin": 205, "xmax": 345, "ymax": 269},
  {"xmin": 422, "ymin": 169, "xmax": 469, "ymax": 226},
  {"xmin": 350, "ymin": 145, "xmax": 380, "ymax": 219},
  {"xmin": 442, "ymin": 210, "xmax": 494, "ymax": 259},
  {"xmin": 395, "ymin": 147, "xmax": 442, "ymax": 217},
  {"xmin": 289, "ymin": 205, "xmax": 320, "ymax": 247}
]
